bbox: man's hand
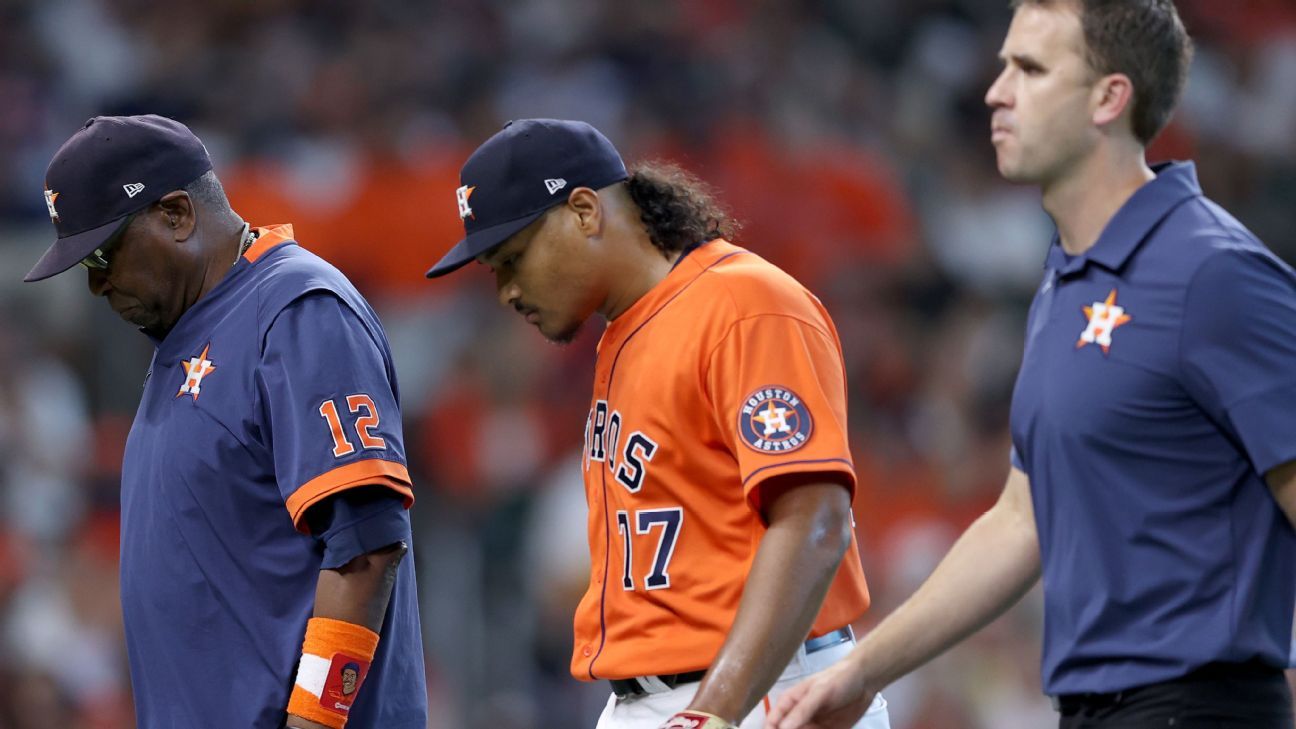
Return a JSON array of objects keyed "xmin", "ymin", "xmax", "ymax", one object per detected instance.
[{"xmin": 766, "ymin": 659, "xmax": 874, "ymax": 729}]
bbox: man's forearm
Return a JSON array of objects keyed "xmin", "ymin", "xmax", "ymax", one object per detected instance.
[
  {"xmin": 287, "ymin": 542, "xmax": 408, "ymax": 729},
  {"xmin": 842, "ymin": 469, "xmax": 1039, "ymax": 696},
  {"xmin": 313, "ymin": 541, "xmax": 408, "ymax": 630},
  {"xmin": 688, "ymin": 481, "xmax": 853, "ymax": 722}
]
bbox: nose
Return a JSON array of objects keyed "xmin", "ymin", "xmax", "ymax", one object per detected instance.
[
  {"xmin": 986, "ymin": 66, "xmax": 1012, "ymax": 109},
  {"xmin": 87, "ymin": 267, "xmax": 112, "ymax": 297},
  {"xmin": 494, "ymin": 269, "xmax": 520, "ymax": 309}
]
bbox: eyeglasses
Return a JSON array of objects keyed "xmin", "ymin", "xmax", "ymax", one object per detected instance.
[{"xmin": 80, "ymin": 214, "xmax": 135, "ymax": 271}]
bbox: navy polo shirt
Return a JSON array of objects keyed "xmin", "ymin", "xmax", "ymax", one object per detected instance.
[{"xmin": 1009, "ymin": 162, "xmax": 1296, "ymax": 695}]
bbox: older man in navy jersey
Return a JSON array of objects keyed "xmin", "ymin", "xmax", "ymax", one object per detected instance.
[{"xmin": 25, "ymin": 115, "xmax": 427, "ymax": 729}]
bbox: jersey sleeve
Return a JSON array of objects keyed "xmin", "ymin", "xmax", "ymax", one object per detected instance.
[
  {"xmin": 705, "ymin": 313, "xmax": 855, "ymax": 516},
  {"xmin": 306, "ymin": 487, "xmax": 413, "ymax": 569},
  {"xmin": 257, "ymin": 292, "xmax": 414, "ymax": 533},
  {"xmin": 1180, "ymin": 246, "xmax": 1296, "ymax": 474}
]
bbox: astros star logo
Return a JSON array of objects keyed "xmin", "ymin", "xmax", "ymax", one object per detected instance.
[
  {"xmin": 752, "ymin": 402, "xmax": 792, "ymax": 437},
  {"xmin": 177, "ymin": 344, "xmax": 217, "ymax": 400},
  {"xmin": 456, "ymin": 185, "xmax": 475, "ymax": 220},
  {"xmin": 44, "ymin": 189, "xmax": 60, "ymax": 222},
  {"xmin": 1076, "ymin": 289, "xmax": 1132, "ymax": 355}
]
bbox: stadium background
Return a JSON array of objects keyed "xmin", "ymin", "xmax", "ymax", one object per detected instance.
[{"xmin": 0, "ymin": 0, "xmax": 1293, "ymax": 726}]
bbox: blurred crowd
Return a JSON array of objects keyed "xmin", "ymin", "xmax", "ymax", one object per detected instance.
[{"xmin": 0, "ymin": 0, "xmax": 1294, "ymax": 727}]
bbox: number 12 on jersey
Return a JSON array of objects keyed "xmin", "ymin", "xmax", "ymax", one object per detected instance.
[
  {"xmin": 616, "ymin": 507, "xmax": 682, "ymax": 591},
  {"xmin": 319, "ymin": 394, "xmax": 387, "ymax": 458}
]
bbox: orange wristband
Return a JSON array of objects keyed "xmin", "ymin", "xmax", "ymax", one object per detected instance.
[{"xmin": 287, "ymin": 617, "xmax": 380, "ymax": 728}]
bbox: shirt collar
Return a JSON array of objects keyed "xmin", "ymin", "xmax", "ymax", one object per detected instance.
[
  {"xmin": 599, "ymin": 238, "xmax": 742, "ymax": 353},
  {"xmin": 1047, "ymin": 161, "xmax": 1201, "ymax": 276},
  {"xmin": 146, "ymin": 223, "xmax": 298, "ymax": 348},
  {"xmin": 242, "ymin": 224, "xmax": 296, "ymax": 263}
]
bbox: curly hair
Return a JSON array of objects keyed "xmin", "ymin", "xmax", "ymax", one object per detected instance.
[{"xmin": 624, "ymin": 161, "xmax": 741, "ymax": 255}]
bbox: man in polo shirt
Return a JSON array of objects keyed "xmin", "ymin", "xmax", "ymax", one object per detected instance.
[
  {"xmin": 770, "ymin": 2, "xmax": 1296, "ymax": 728},
  {"xmin": 24, "ymin": 115, "xmax": 427, "ymax": 728}
]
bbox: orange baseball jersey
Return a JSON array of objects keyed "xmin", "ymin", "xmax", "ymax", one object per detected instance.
[{"xmin": 572, "ymin": 238, "xmax": 871, "ymax": 680}]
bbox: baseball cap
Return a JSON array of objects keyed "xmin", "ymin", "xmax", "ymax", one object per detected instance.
[
  {"xmin": 425, "ymin": 118, "xmax": 629, "ymax": 278},
  {"xmin": 24, "ymin": 114, "xmax": 214, "ymax": 282}
]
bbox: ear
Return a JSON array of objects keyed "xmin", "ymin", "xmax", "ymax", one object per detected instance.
[
  {"xmin": 155, "ymin": 191, "xmax": 197, "ymax": 241},
  {"xmin": 566, "ymin": 187, "xmax": 603, "ymax": 236},
  {"xmin": 1092, "ymin": 72, "xmax": 1136, "ymax": 132}
]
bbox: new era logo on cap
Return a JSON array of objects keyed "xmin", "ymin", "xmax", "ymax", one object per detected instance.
[
  {"xmin": 544, "ymin": 178, "xmax": 567, "ymax": 194},
  {"xmin": 123, "ymin": 182, "xmax": 145, "ymax": 198}
]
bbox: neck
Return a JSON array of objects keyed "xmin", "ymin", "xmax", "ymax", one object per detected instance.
[
  {"xmin": 1041, "ymin": 144, "xmax": 1155, "ymax": 256},
  {"xmin": 600, "ymin": 231, "xmax": 676, "ymax": 321},
  {"xmin": 193, "ymin": 219, "xmax": 248, "ymax": 303}
]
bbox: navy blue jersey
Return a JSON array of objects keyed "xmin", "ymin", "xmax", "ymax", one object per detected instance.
[
  {"xmin": 1010, "ymin": 163, "xmax": 1296, "ymax": 695},
  {"xmin": 120, "ymin": 226, "xmax": 426, "ymax": 727}
]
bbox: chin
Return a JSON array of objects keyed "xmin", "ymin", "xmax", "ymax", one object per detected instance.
[
  {"xmin": 994, "ymin": 152, "xmax": 1018, "ymax": 179},
  {"xmin": 542, "ymin": 318, "xmax": 584, "ymax": 345},
  {"xmin": 127, "ymin": 310, "xmax": 171, "ymax": 335},
  {"xmin": 120, "ymin": 310, "xmax": 152, "ymax": 328},
  {"xmin": 997, "ymin": 158, "xmax": 1042, "ymax": 185}
]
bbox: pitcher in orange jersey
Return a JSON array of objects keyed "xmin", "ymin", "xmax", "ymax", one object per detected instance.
[{"xmin": 426, "ymin": 119, "xmax": 890, "ymax": 729}]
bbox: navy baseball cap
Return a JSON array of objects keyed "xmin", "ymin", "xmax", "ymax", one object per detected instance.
[
  {"xmin": 425, "ymin": 119, "xmax": 629, "ymax": 278},
  {"xmin": 25, "ymin": 114, "xmax": 213, "ymax": 282}
]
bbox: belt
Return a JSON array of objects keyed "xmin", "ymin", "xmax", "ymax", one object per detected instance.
[
  {"xmin": 610, "ymin": 626, "xmax": 854, "ymax": 699},
  {"xmin": 1052, "ymin": 690, "xmax": 1126, "ymax": 713},
  {"xmin": 1050, "ymin": 660, "xmax": 1284, "ymax": 713}
]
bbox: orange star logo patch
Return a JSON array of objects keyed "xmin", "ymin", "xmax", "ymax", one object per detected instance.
[
  {"xmin": 1076, "ymin": 289, "xmax": 1132, "ymax": 355},
  {"xmin": 177, "ymin": 344, "xmax": 217, "ymax": 400},
  {"xmin": 738, "ymin": 386, "xmax": 813, "ymax": 453}
]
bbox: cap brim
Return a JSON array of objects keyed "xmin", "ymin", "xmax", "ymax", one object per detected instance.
[
  {"xmin": 425, "ymin": 211, "xmax": 546, "ymax": 279},
  {"xmin": 24, "ymin": 215, "xmax": 131, "ymax": 282}
]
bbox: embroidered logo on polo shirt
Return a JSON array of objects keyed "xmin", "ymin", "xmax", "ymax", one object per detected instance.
[
  {"xmin": 1076, "ymin": 289, "xmax": 1132, "ymax": 355},
  {"xmin": 739, "ymin": 386, "xmax": 813, "ymax": 453},
  {"xmin": 177, "ymin": 343, "xmax": 217, "ymax": 400}
]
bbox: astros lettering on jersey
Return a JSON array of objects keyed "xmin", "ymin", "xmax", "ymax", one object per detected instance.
[{"xmin": 573, "ymin": 238, "xmax": 871, "ymax": 680}]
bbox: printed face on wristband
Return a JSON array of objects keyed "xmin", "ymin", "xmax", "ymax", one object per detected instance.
[{"xmin": 321, "ymin": 654, "xmax": 371, "ymax": 713}]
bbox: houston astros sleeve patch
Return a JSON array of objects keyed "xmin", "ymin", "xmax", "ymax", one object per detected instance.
[{"xmin": 738, "ymin": 385, "xmax": 813, "ymax": 453}]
